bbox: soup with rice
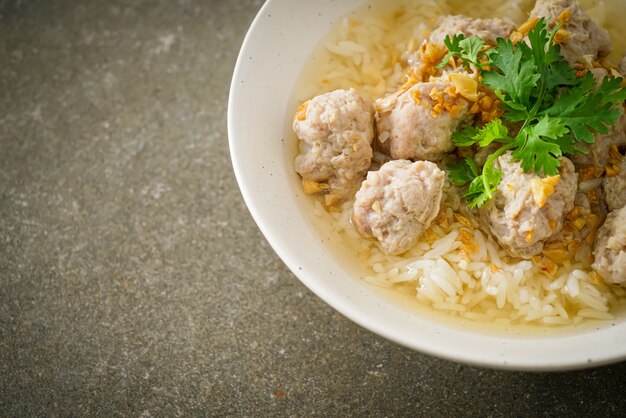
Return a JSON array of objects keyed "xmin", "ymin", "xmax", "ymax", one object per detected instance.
[{"xmin": 291, "ymin": 0, "xmax": 626, "ymax": 326}]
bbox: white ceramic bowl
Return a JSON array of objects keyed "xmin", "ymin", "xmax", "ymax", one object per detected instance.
[{"xmin": 228, "ymin": 0, "xmax": 626, "ymax": 370}]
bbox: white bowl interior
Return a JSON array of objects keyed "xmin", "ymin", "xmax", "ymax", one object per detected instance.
[{"xmin": 228, "ymin": 0, "xmax": 626, "ymax": 370}]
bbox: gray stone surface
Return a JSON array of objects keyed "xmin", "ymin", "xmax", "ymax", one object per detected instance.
[{"xmin": 0, "ymin": 0, "xmax": 625, "ymax": 416}]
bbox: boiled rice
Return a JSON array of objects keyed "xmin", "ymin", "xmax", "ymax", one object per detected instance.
[{"xmin": 303, "ymin": 0, "xmax": 626, "ymax": 325}]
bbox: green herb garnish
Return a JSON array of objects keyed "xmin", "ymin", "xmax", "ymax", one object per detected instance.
[
  {"xmin": 437, "ymin": 34, "xmax": 487, "ymax": 70},
  {"xmin": 440, "ymin": 18, "xmax": 626, "ymax": 208},
  {"xmin": 447, "ymin": 157, "xmax": 479, "ymax": 186}
]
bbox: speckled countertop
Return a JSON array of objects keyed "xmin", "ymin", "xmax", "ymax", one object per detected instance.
[{"xmin": 1, "ymin": 0, "xmax": 625, "ymax": 416}]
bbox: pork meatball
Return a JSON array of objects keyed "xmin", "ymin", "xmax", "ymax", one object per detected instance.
[
  {"xmin": 408, "ymin": 15, "xmax": 515, "ymax": 69},
  {"xmin": 479, "ymin": 152, "xmax": 578, "ymax": 258},
  {"xmin": 430, "ymin": 15, "xmax": 515, "ymax": 47},
  {"xmin": 603, "ymin": 158, "xmax": 626, "ymax": 211},
  {"xmin": 293, "ymin": 88, "xmax": 375, "ymax": 202},
  {"xmin": 353, "ymin": 160, "xmax": 445, "ymax": 255},
  {"xmin": 592, "ymin": 206, "xmax": 626, "ymax": 284},
  {"xmin": 375, "ymin": 76, "xmax": 473, "ymax": 161},
  {"xmin": 530, "ymin": 0, "xmax": 612, "ymax": 65}
]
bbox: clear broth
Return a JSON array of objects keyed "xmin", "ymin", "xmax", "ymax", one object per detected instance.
[{"xmin": 291, "ymin": 0, "xmax": 626, "ymax": 335}]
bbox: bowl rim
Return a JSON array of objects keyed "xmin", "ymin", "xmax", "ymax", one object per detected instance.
[{"xmin": 228, "ymin": 0, "xmax": 626, "ymax": 371}]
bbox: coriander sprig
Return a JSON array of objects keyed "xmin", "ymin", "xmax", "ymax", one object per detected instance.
[
  {"xmin": 441, "ymin": 18, "xmax": 626, "ymax": 208},
  {"xmin": 437, "ymin": 34, "xmax": 488, "ymax": 70}
]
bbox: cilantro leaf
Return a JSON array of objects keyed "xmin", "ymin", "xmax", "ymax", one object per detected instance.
[
  {"xmin": 461, "ymin": 144, "xmax": 511, "ymax": 208},
  {"xmin": 543, "ymin": 53, "xmax": 579, "ymax": 92},
  {"xmin": 451, "ymin": 125, "xmax": 480, "ymax": 147},
  {"xmin": 447, "ymin": 157, "xmax": 478, "ymax": 186},
  {"xmin": 511, "ymin": 116, "xmax": 567, "ymax": 175},
  {"xmin": 436, "ymin": 34, "xmax": 487, "ymax": 69},
  {"xmin": 464, "ymin": 163, "xmax": 503, "ymax": 209},
  {"xmin": 459, "ymin": 37, "xmax": 486, "ymax": 66},
  {"xmin": 475, "ymin": 119, "xmax": 512, "ymax": 147},
  {"xmin": 527, "ymin": 19, "xmax": 559, "ymax": 75},
  {"xmin": 464, "ymin": 176, "xmax": 491, "ymax": 208},
  {"xmin": 541, "ymin": 73, "xmax": 626, "ymax": 143},
  {"xmin": 437, "ymin": 34, "xmax": 464, "ymax": 69},
  {"xmin": 451, "ymin": 119, "xmax": 511, "ymax": 148},
  {"xmin": 482, "ymin": 38, "xmax": 540, "ymax": 113}
]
